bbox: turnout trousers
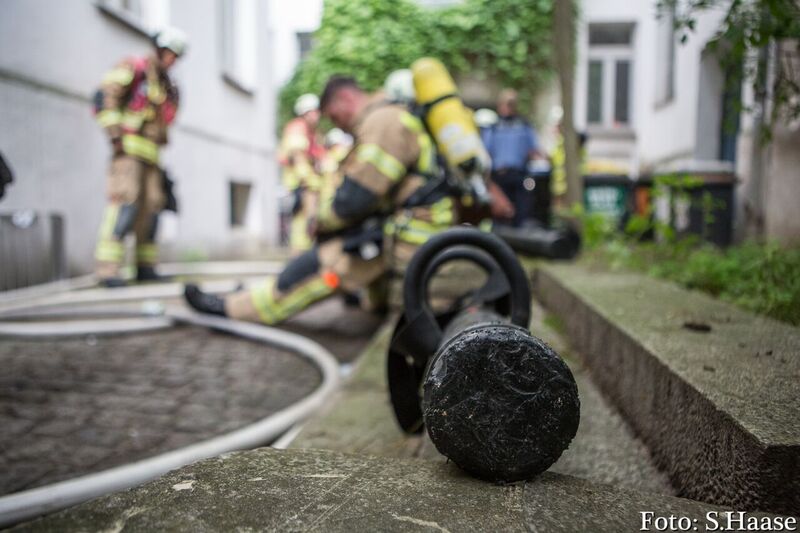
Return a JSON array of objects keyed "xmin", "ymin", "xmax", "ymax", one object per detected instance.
[
  {"xmin": 225, "ymin": 238, "xmax": 418, "ymax": 325},
  {"xmin": 95, "ymin": 155, "xmax": 164, "ymax": 279}
]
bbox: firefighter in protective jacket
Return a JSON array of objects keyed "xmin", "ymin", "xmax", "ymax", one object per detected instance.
[
  {"xmin": 94, "ymin": 27, "xmax": 186, "ymax": 286},
  {"xmin": 184, "ymin": 75, "xmax": 457, "ymax": 323},
  {"xmin": 280, "ymin": 94, "xmax": 325, "ymax": 253}
]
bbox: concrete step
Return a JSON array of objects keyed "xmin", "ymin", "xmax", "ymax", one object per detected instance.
[
  {"xmin": 532, "ymin": 263, "xmax": 800, "ymax": 516},
  {"xmin": 292, "ymin": 302, "xmax": 674, "ymax": 496},
  {"xmin": 17, "ymin": 447, "xmax": 777, "ymax": 533}
]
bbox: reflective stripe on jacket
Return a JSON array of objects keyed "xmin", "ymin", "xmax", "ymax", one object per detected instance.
[
  {"xmin": 96, "ymin": 55, "xmax": 178, "ymax": 162},
  {"xmin": 317, "ymin": 95, "xmax": 456, "ymax": 244}
]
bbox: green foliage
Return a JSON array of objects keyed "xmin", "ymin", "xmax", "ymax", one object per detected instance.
[
  {"xmin": 657, "ymin": 0, "xmax": 800, "ymax": 136},
  {"xmin": 278, "ymin": 0, "xmax": 555, "ymax": 130},
  {"xmin": 588, "ymin": 238, "xmax": 800, "ymax": 326},
  {"xmin": 569, "ymin": 173, "xmax": 800, "ymax": 325},
  {"xmin": 567, "ymin": 203, "xmax": 617, "ymax": 249}
]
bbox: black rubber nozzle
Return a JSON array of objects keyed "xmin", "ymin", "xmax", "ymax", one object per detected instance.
[{"xmin": 423, "ymin": 323, "xmax": 580, "ymax": 483}]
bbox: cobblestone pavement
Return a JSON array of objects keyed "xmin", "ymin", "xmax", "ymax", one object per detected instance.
[{"xmin": 0, "ymin": 297, "xmax": 382, "ymax": 496}]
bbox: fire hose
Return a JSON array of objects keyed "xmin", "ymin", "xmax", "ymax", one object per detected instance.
[{"xmin": 0, "ymin": 270, "xmax": 338, "ymax": 527}]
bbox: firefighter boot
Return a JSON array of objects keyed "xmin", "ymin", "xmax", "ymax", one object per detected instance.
[
  {"xmin": 136, "ymin": 266, "xmax": 173, "ymax": 282},
  {"xmin": 184, "ymin": 284, "xmax": 227, "ymax": 317}
]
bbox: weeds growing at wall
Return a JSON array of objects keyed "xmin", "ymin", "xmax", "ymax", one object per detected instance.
[{"xmin": 574, "ymin": 184, "xmax": 800, "ymax": 326}]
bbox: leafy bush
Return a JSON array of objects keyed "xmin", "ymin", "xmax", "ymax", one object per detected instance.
[
  {"xmin": 587, "ymin": 238, "xmax": 800, "ymax": 326},
  {"xmin": 278, "ymin": 0, "xmax": 556, "ymax": 129},
  {"xmin": 568, "ymin": 185, "xmax": 800, "ymax": 325}
]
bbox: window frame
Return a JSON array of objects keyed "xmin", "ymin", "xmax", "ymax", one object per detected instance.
[
  {"xmin": 229, "ymin": 180, "xmax": 253, "ymax": 228},
  {"xmin": 586, "ymin": 45, "xmax": 634, "ymax": 130},
  {"xmin": 96, "ymin": 0, "xmax": 168, "ymax": 37},
  {"xmin": 654, "ymin": 4, "xmax": 677, "ymax": 107},
  {"xmin": 219, "ymin": 0, "xmax": 258, "ymax": 96}
]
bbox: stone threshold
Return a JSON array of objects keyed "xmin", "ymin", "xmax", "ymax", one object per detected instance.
[
  {"xmin": 532, "ymin": 263, "xmax": 800, "ymax": 516},
  {"xmin": 18, "ymin": 447, "xmax": 775, "ymax": 533}
]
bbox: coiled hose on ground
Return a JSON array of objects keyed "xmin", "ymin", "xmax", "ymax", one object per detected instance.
[{"xmin": 0, "ymin": 265, "xmax": 340, "ymax": 527}]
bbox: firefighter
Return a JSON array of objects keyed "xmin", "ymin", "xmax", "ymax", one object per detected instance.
[
  {"xmin": 94, "ymin": 27, "xmax": 187, "ymax": 286},
  {"xmin": 184, "ymin": 75, "xmax": 458, "ymax": 323},
  {"xmin": 280, "ymin": 94, "xmax": 325, "ymax": 253}
]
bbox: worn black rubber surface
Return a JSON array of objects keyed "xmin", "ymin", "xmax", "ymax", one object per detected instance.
[{"xmin": 422, "ymin": 324, "xmax": 580, "ymax": 483}]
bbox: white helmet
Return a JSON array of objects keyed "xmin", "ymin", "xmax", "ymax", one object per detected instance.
[
  {"xmin": 294, "ymin": 93, "xmax": 320, "ymax": 116},
  {"xmin": 325, "ymin": 128, "xmax": 352, "ymax": 147},
  {"xmin": 474, "ymin": 108, "xmax": 499, "ymax": 128},
  {"xmin": 154, "ymin": 27, "xmax": 189, "ymax": 56},
  {"xmin": 548, "ymin": 105, "xmax": 564, "ymax": 125},
  {"xmin": 384, "ymin": 69, "xmax": 415, "ymax": 104}
]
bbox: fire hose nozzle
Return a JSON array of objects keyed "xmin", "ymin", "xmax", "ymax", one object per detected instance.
[{"xmin": 387, "ymin": 228, "xmax": 580, "ymax": 482}]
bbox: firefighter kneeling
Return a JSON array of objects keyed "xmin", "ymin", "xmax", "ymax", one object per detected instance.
[{"xmin": 184, "ymin": 75, "xmax": 458, "ymax": 324}]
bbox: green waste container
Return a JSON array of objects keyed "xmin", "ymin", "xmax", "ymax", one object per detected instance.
[{"xmin": 583, "ymin": 174, "xmax": 631, "ymax": 229}]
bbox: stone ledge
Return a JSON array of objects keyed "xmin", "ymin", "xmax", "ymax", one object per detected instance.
[
  {"xmin": 15, "ymin": 447, "xmax": 760, "ymax": 533},
  {"xmin": 532, "ymin": 263, "xmax": 800, "ymax": 515},
  {"xmin": 293, "ymin": 303, "xmax": 676, "ymax": 495}
]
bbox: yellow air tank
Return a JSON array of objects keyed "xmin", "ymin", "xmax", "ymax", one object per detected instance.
[
  {"xmin": 411, "ymin": 57, "xmax": 487, "ymax": 175},
  {"xmin": 411, "ymin": 57, "xmax": 491, "ymax": 203}
]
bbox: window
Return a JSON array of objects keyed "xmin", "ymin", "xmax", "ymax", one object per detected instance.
[
  {"xmin": 97, "ymin": 0, "xmax": 169, "ymax": 34},
  {"xmin": 587, "ymin": 60, "xmax": 603, "ymax": 124},
  {"xmin": 614, "ymin": 60, "xmax": 631, "ymax": 123},
  {"xmin": 221, "ymin": 0, "xmax": 257, "ymax": 93},
  {"xmin": 296, "ymin": 32, "xmax": 314, "ymax": 60},
  {"xmin": 229, "ymin": 181, "xmax": 252, "ymax": 227},
  {"xmin": 655, "ymin": 4, "xmax": 676, "ymax": 105},
  {"xmin": 586, "ymin": 22, "xmax": 634, "ymax": 129},
  {"xmin": 589, "ymin": 23, "xmax": 634, "ymax": 46}
]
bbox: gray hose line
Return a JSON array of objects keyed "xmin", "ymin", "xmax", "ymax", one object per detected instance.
[
  {"xmin": 0, "ymin": 279, "xmax": 241, "ymax": 316},
  {"xmin": 0, "ymin": 301, "xmax": 340, "ymax": 527},
  {"xmin": 0, "ymin": 260, "xmax": 284, "ymax": 315},
  {"xmin": 0, "ymin": 316, "xmax": 175, "ymax": 337}
]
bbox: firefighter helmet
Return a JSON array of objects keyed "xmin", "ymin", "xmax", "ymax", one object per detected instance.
[
  {"xmin": 154, "ymin": 27, "xmax": 189, "ymax": 56},
  {"xmin": 384, "ymin": 69, "xmax": 415, "ymax": 104},
  {"xmin": 474, "ymin": 108, "xmax": 499, "ymax": 128},
  {"xmin": 324, "ymin": 127, "xmax": 351, "ymax": 147},
  {"xmin": 294, "ymin": 94, "xmax": 320, "ymax": 116}
]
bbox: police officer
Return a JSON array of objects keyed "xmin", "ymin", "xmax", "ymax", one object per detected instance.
[
  {"xmin": 94, "ymin": 27, "xmax": 187, "ymax": 286},
  {"xmin": 184, "ymin": 75, "xmax": 457, "ymax": 323},
  {"xmin": 481, "ymin": 89, "xmax": 542, "ymax": 227},
  {"xmin": 279, "ymin": 94, "xmax": 325, "ymax": 253}
]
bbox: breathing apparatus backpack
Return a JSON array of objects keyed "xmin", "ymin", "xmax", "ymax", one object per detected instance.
[{"xmin": 409, "ymin": 58, "xmax": 492, "ymax": 207}]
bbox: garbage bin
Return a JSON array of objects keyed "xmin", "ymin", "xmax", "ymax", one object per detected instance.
[
  {"xmin": 649, "ymin": 169, "xmax": 736, "ymax": 246},
  {"xmin": 583, "ymin": 174, "xmax": 632, "ymax": 228},
  {"xmin": 525, "ymin": 167, "xmax": 552, "ymax": 228},
  {"xmin": 0, "ymin": 211, "xmax": 66, "ymax": 291}
]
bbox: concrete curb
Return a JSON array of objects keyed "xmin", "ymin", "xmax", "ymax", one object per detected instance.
[
  {"xmin": 15, "ymin": 447, "xmax": 764, "ymax": 533},
  {"xmin": 531, "ymin": 264, "xmax": 799, "ymax": 515}
]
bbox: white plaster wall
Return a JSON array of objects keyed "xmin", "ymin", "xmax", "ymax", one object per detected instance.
[
  {"xmin": 695, "ymin": 48, "xmax": 725, "ymax": 161},
  {"xmin": 267, "ymin": 0, "xmax": 323, "ymax": 91},
  {"xmin": 575, "ymin": 0, "xmax": 728, "ymax": 172},
  {"xmin": 0, "ymin": 81, "xmax": 108, "ymax": 274},
  {"xmin": 639, "ymin": 5, "xmax": 728, "ymax": 169},
  {"xmin": 0, "ymin": 0, "xmax": 279, "ymax": 274},
  {"xmin": 764, "ymin": 121, "xmax": 800, "ymax": 244}
]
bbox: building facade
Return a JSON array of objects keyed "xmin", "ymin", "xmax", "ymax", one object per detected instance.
[
  {"xmin": 573, "ymin": 0, "xmax": 800, "ymax": 243},
  {"xmin": 0, "ymin": 0, "xmax": 280, "ymax": 276},
  {"xmin": 573, "ymin": 0, "xmax": 731, "ymax": 173}
]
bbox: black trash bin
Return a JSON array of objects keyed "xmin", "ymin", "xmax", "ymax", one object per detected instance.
[
  {"xmin": 648, "ymin": 170, "xmax": 736, "ymax": 246},
  {"xmin": 524, "ymin": 168, "xmax": 552, "ymax": 228}
]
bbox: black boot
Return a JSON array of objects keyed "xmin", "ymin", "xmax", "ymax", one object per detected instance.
[
  {"xmin": 184, "ymin": 284, "xmax": 227, "ymax": 317},
  {"xmin": 100, "ymin": 277, "xmax": 128, "ymax": 288},
  {"xmin": 341, "ymin": 291, "xmax": 361, "ymax": 307},
  {"xmin": 137, "ymin": 266, "xmax": 171, "ymax": 282}
]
